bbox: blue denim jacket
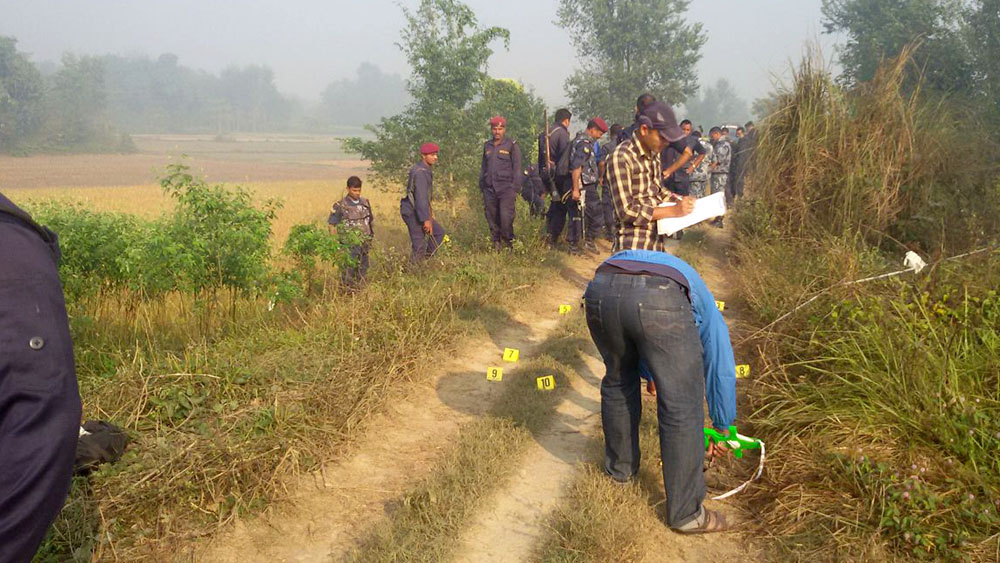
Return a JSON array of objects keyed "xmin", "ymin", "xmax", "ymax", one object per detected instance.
[{"xmin": 608, "ymin": 250, "xmax": 737, "ymax": 430}]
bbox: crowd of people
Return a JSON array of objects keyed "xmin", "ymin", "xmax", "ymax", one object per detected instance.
[{"xmin": 324, "ymin": 93, "xmax": 758, "ymax": 290}]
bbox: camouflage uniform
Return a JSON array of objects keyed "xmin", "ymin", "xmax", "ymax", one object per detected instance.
[
  {"xmin": 689, "ymin": 138, "xmax": 713, "ymax": 198},
  {"xmin": 710, "ymin": 138, "xmax": 732, "ymax": 197},
  {"xmin": 329, "ymin": 195, "xmax": 374, "ymax": 288}
]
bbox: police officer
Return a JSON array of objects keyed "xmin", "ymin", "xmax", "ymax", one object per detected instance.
[
  {"xmin": 689, "ymin": 130, "xmax": 713, "ymax": 198},
  {"xmin": 520, "ymin": 165, "xmax": 546, "ymax": 217},
  {"xmin": 0, "ymin": 192, "xmax": 82, "ymax": 563},
  {"xmin": 400, "ymin": 142, "xmax": 446, "ymax": 262},
  {"xmin": 709, "ymin": 126, "xmax": 731, "ymax": 227},
  {"xmin": 600, "ymin": 123, "xmax": 624, "ymax": 241},
  {"xmin": 328, "ymin": 175, "xmax": 375, "ymax": 288},
  {"xmin": 539, "ymin": 108, "xmax": 574, "ymax": 249},
  {"xmin": 569, "ymin": 117, "xmax": 609, "ymax": 253},
  {"xmin": 479, "ymin": 116, "xmax": 522, "ymax": 250}
]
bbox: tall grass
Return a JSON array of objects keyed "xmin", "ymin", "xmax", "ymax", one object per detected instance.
[{"xmin": 733, "ymin": 48, "xmax": 1000, "ymax": 561}]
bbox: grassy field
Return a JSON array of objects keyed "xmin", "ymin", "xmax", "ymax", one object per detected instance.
[{"xmin": 6, "ymin": 140, "xmax": 576, "ymax": 561}]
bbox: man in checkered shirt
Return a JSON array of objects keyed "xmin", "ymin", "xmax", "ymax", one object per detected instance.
[{"xmin": 606, "ymin": 101, "xmax": 696, "ymax": 251}]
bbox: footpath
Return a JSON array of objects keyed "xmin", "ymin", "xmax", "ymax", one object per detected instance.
[{"xmin": 187, "ymin": 230, "xmax": 759, "ymax": 562}]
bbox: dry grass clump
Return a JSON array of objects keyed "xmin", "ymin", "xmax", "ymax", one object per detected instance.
[{"xmin": 731, "ymin": 48, "xmax": 1000, "ymax": 561}]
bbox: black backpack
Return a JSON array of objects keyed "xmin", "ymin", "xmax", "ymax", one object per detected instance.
[{"xmin": 75, "ymin": 420, "xmax": 130, "ymax": 475}]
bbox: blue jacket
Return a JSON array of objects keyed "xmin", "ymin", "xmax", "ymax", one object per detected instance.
[{"xmin": 608, "ymin": 249, "xmax": 737, "ymax": 430}]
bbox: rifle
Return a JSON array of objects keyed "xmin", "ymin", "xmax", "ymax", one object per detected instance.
[{"xmin": 543, "ymin": 110, "xmax": 559, "ymax": 199}]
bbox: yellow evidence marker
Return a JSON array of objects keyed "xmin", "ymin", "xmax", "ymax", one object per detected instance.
[
  {"xmin": 735, "ymin": 364, "xmax": 751, "ymax": 378},
  {"xmin": 487, "ymin": 367, "xmax": 503, "ymax": 382},
  {"xmin": 559, "ymin": 304, "xmax": 572, "ymax": 315},
  {"xmin": 716, "ymin": 300, "xmax": 726, "ymax": 311},
  {"xmin": 536, "ymin": 375, "xmax": 556, "ymax": 390},
  {"xmin": 502, "ymin": 348, "xmax": 520, "ymax": 362}
]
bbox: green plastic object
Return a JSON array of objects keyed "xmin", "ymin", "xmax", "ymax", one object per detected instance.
[{"xmin": 704, "ymin": 426, "xmax": 762, "ymax": 459}]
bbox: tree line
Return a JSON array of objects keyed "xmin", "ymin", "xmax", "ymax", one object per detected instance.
[{"xmin": 0, "ymin": 36, "xmax": 411, "ymax": 154}]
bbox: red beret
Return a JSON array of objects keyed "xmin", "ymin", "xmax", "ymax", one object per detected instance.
[
  {"xmin": 420, "ymin": 142, "xmax": 439, "ymax": 155},
  {"xmin": 592, "ymin": 117, "xmax": 609, "ymax": 133},
  {"xmin": 489, "ymin": 115, "xmax": 506, "ymax": 127}
]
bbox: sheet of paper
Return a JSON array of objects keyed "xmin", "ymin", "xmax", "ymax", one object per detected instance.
[{"xmin": 656, "ymin": 191, "xmax": 727, "ymax": 236}]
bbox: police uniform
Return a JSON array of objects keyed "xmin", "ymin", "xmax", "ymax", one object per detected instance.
[
  {"xmin": 479, "ymin": 123, "xmax": 522, "ymax": 249},
  {"xmin": 400, "ymin": 145, "xmax": 446, "ymax": 262},
  {"xmin": 689, "ymin": 137, "xmax": 713, "ymax": 198},
  {"xmin": 569, "ymin": 130, "xmax": 604, "ymax": 246},
  {"xmin": 329, "ymin": 194, "xmax": 374, "ymax": 288},
  {"xmin": 600, "ymin": 137, "xmax": 622, "ymax": 240},
  {"xmin": 538, "ymin": 121, "xmax": 576, "ymax": 247},
  {"xmin": 520, "ymin": 165, "xmax": 546, "ymax": 217},
  {"xmin": 710, "ymin": 137, "xmax": 731, "ymax": 197},
  {"xmin": 0, "ymin": 192, "xmax": 82, "ymax": 563}
]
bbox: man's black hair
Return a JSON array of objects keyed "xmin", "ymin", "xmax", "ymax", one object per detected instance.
[
  {"xmin": 347, "ymin": 176, "xmax": 362, "ymax": 188},
  {"xmin": 636, "ymin": 93, "xmax": 657, "ymax": 113},
  {"xmin": 736, "ymin": 126, "xmax": 745, "ymax": 133},
  {"xmin": 680, "ymin": 119, "xmax": 692, "ymax": 127},
  {"xmin": 710, "ymin": 126, "xmax": 722, "ymax": 135},
  {"xmin": 554, "ymin": 108, "xmax": 572, "ymax": 123},
  {"xmin": 610, "ymin": 123, "xmax": 624, "ymax": 136},
  {"xmin": 721, "ymin": 127, "xmax": 730, "ymax": 133},
  {"xmin": 691, "ymin": 130, "xmax": 702, "ymax": 138},
  {"xmin": 744, "ymin": 121, "xmax": 755, "ymax": 129}
]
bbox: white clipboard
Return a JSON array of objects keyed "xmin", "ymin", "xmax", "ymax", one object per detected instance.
[{"xmin": 656, "ymin": 191, "xmax": 727, "ymax": 237}]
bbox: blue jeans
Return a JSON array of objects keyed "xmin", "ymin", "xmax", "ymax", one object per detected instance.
[{"xmin": 583, "ymin": 272, "xmax": 706, "ymax": 528}]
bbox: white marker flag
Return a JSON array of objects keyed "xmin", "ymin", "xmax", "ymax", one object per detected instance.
[{"xmin": 656, "ymin": 191, "xmax": 727, "ymax": 237}]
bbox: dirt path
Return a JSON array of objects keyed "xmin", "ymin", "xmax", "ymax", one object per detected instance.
[
  {"xmin": 188, "ymin": 255, "xmax": 601, "ymax": 563},
  {"xmin": 451, "ymin": 342, "xmax": 605, "ymax": 562},
  {"xmin": 190, "ymin": 228, "xmax": 759, "ymax": 563}
]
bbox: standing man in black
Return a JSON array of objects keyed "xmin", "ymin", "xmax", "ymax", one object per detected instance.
[
  {"xmin": 569, "ymin": 117, "xmax": 609, "ymax": 254},
  {"xmin": 539, "ymin": 108, "xmax": 574, "ymax": 250},
  {"xmin": 730, "ymin": 121, "xmax": 757, "ymax": 201},
  {"xmin": 600, "ymin": 123, "xmax": 624, "ymax": 241},
  {"xmin": 400, "ymin": 142, "xmax": 446, "ymax": 262},
  {"xmin": 662, "ymin": 119, "xmax": 706, "ymax": 198},
  {"xmin": 0, "ymin": 192, "xmax": 82, "ymax": 563},
  {"xmin": 479, "ymin": 116, "xmax": 522, "ymax": 250}
]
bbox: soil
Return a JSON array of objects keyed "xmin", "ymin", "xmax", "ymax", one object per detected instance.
[{"xmin": 184, "ymin": 229, "xmax": 760, "ymax": 563}]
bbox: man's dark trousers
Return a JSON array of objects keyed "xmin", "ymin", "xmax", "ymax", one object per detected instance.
[
  {"xmin": 483, "ymin": 186, "xmax": 517, "ymax": 248},
  {"xmin": 583, "ymin": 183, "xmax": 604, "ymax": 242},
  {"xmin": 341, "ymin": 243, "xmax": 370, "ymax": 288},
  {"xmin": 400, "ymin": 200, "xmax": 445, "ymax": 262},
  {"xmin": 600, "ymin": 183, "xmax": 615, "ymax": 238},
  {"xmin": 583, "ymin": 272, "xmax": 706, "ymax": 529},
  {"xmin": 0, "ymin": 214, "xmax": 82, "ymax": 563},
  {"xmin": 545, "ymin": 176, "xmax": 579, "ymax": 246}
]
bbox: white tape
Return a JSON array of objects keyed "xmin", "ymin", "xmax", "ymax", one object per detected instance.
[{"xmin": 710, "ymin": 440, "xmax": 765, "ymax": 500}]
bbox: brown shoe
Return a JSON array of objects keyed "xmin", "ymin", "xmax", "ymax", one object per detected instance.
[{"xmin": 675, "ymin": 509, "xmax": 729, "ymax": 534}]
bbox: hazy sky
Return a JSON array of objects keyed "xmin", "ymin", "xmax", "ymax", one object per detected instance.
[{"xmin": 1, "ymin": 0, "xmax": 840, "ymax": 107}]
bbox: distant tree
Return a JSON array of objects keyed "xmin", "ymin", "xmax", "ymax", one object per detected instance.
[
  {"xmin": 47, "ymin": 54, "xmax": 111, "ymax": 146},
  {"xmin": 556, "ymin": 0, "xmax": 704, "ymax": 124},
  {"xmin": 345, "ymin": 0, "xmax": 526, "ymax": 200},
  {"xmin": 821, "ymin": 0, "xmax": 973, "ymax": 93},
  {"xmin": 0, "ymin": 36, "xmax": 45, "ymax": 150},
  {"xmin": 964, "ymin": 0, "xmax": 1000, "ymax": 121},
  {"xmin": 320, "ymin": 62, "xmax": 409, "ymax": 127},
  {"xmin": 682, "ymin": 78, "xmax": 750, "ymax": 128},
  {"xmin": 219, "ymin": 65, "xmax": 289, "ymax": 132},
  {"xmin": 751, "ymin": 91, "xmax": 782, "ymax": 121}
]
